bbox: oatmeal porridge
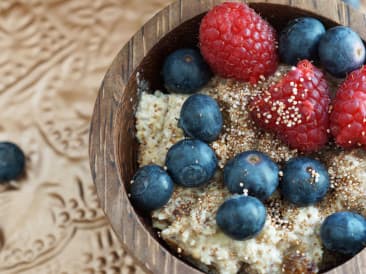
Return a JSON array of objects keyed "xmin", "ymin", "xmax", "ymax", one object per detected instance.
[{"xmin": 135, "ymin": 71, "xmax": 365, "ymax": 274}]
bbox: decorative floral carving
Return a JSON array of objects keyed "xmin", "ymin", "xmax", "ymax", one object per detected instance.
[
  {"xmin": 0, "ymin": 2, "xmax": 69, "ymax": 94},
  {"xmin": 35, "ymin": 67, "xmax": 95, "ymax": 159},
  {"xmin": 0, "ymin": 0, "xmax": 171, "ymax": 273}
]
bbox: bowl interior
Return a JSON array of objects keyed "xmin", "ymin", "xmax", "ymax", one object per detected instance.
[{"xmin": 114, "ymin": 3, "xmax": 354, "ymax": 273}]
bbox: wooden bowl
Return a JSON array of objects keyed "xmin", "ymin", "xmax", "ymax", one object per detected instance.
[{"xmin": 89, "ymin": 0, "xmax": 366, "ymax": 273}]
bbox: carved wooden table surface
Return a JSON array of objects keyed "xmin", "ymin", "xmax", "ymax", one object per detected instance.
[{"xmin": 0, "ymin": 1, "xmax": 171, "ymax": 273}]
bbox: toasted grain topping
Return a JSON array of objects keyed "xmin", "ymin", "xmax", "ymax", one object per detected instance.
[{"xmin": 136, "ymin": 68, "xmax": 365, "ymax": 274}]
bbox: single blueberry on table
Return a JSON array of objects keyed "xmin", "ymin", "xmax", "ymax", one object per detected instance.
[
  {"xmin": 165, "ymin": 139, "xmax": 217, "ymax": 187},
  {"xmin": 342, "ymin": 0, "xmax": 361, "ymax": 8},
  {"xmin": 0, "ymin": 142, "xmax": 25, "ymax": 182},
  {"xmin": 223, "ymin": 151, "xmax": 279, "ymax": 200},
  {"xmin": 321, "ymin": 211, "xmax": 366, "ymax": 255},
  {"xmin": 129, "ymin": 165, "xmax": 174, "ymax": 211},
  {"xmin": 162, "ymin": 48, "xmax": 212, "ymax": 94},
  {"xmin": 318, "ymin": 26, "xmax": 365, "ymax": 77},
  {"xmin": 216, "ymin": 195, "xmax": 266, "ymax": 240},
  {"xmin": 279, "ymin": 17, "xmax": 326, "ymax": 65},
  {"xmin": 179, "ymin": 94, "xmax": 223, "ymax": 142},
  {"xmin": 281, "ymin": 157, "xmax": 329, "ymax": 206}
]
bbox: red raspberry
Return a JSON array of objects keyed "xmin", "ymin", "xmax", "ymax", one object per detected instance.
[
  {"xmin": 199, "ymin": 2, "xmax": 278, "ymax": 84},
  {"xmin": 330, "ymin": 66, "xmax": 366, "ymax": 148},
  {"xmin": 250, "ymin": 60, "xmax": 331, "ymax": 152}
]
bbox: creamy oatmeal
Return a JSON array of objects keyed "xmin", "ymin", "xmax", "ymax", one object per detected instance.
[{"xmin": 135, "ymin": 66, "xmax": 366, "ymax": 274}]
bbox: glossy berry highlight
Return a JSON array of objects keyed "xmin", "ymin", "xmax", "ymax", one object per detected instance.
[
  {"xmin": 330, "ymin": 66, "xmax": 366, "ymax": 148},
  {"xmin": 279, "ymin": 17, "xmax": 325, "ymax": 65},
  {"xmin": 130, "ymin": 165, "xmax": 174, "ymax": 211},
  {"xmin": 216, "ymin": 195, "xmax": 266, "ymax": 240},
  {"xmin": 165, "ymin": 139, "xmax": 217, "ymax": 187},
  {"xmin": 162, "ymin": 48, "xmax": 212, "ymax": 94},
  {"xmin": 250, "ymin": 60, "xmax": 331, "ymax": 152},
  {"xmin": 199, "ymin": 2, "xmax": 278, "ymax": 83},
  {"xmin": 281, "ymin": 157, "xmax": 330, "ymax": 206},
  {"xmin": 319, "ymin": 26, "xmax": 365, "ymax": 77},
  {"xmin": 179, "ymin": 94, "xmax": 223, "ymax": 142},
  {"xmin": 223, "ymin": 151, "xmax": 279, "ymax": 200}
]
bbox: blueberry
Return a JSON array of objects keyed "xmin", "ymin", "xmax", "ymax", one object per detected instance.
[
  {"xmin": 179, "ymin": 94, "xmax": 223, "ymax": 142},
  {"xmin": 281, "ymin": 157, "xmax": 329, "ymax": 206},
  {"xmin": 129, "ymin": 165, "xmax": 174, "ymax": 211},
  {"xmin": 0, "ymin": 142, "xmax": 25, "ymax": 182},
  {"xmin": 162, "ymin": 48, "xmax": 212, "ymax": 94},
  {"xmin": 216, "ymin": 195, "xmax": 266, "ymax": 240},
  {"xmin": 318, "ymin": 26, "xmax": 365, "ymax": 77},
  {"xmin": 342, "ymin": 0, "xmax": 361, "ymax": 8},
  {"xmin": 223, "ymin": 151, "xmax": 279, "ymax": 200},
  {"xmin": 279, "ymin": 17, "xmax": 326, "ymax": 65},
  {"xmin": 165, "ymin": 139, "xmax": 217, "ymax": 187},
  {"xmin": 321, "ymin": 211, "xmax": 366, "ymax": 254}
]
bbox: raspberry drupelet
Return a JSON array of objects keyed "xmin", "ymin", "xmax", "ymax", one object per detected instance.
[
  {"xmin": 250, "ymin": 60, "xmax": 331, "ymax": 153},
  {"xmin": 199, "ymin": 2, "xmax": 278, "ymax": 84},
  {"xmin": 330, "ymin": 66, "xmax": 366, "ymax": 148}
]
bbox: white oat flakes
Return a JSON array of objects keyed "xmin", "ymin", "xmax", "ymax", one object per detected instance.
[{"xmin": 135, "ymin": 67, "xmax": 366, "ymax": 274}]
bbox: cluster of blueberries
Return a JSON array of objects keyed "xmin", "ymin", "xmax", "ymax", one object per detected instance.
[
  {"xmin": 130, "ymin": 48, "xmax": 366, "ymax": 256},
  {"xmin": 279, "ymin": 17, "xmax": 365, "ymax": 77}
]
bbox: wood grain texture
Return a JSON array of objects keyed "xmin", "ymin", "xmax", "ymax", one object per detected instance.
[
  {"xmin": 89, "ymin": 0, "xmax": 366, "ymax": 273},
  {"xmin": 0, "ymin": 1, "xmax": 176, "ymax": 274}
]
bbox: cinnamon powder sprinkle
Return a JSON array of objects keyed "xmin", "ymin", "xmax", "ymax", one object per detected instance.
[{"xmin": 136, "ymin": 67, "xmax": 365, "ymax": 274}]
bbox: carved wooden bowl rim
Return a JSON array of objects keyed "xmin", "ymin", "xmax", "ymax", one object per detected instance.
[{"xmin": 89, "ymin": 0, "xmax": 366, "ymax": 273}]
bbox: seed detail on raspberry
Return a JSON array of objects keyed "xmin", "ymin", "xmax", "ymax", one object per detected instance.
[{"xmin": 250, "ymin": 60, "xmax": 331, "ymax": 152}]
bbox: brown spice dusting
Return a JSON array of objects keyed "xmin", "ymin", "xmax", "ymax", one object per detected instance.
[
  {"xmin": 265, "ymin": 195, "xmax": 297, "ymax": 231},
  {"xmin": 282, "ymin": 246, "xmax": 318, "ymax": 274},
  {"xmin": 172, "ymin": 200, "xmax": 194, "ymax": 219},
  {"xmin": 204, "ymin": 68, "xmax": 297, "ymax": 168},
  {"xmin": 318, "ymin": 148, "xmax": 366, "ymax": 216},
  {"xmin": 138, "ymin": 69, "xmax": 366, "ymax": 274}
]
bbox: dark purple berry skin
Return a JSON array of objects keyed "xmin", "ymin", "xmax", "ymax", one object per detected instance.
[
  {"xmin": 318, "ymin": 26, "xmax": 365, "ymax": 77},
  {"xmin": 281, "ymin": 157, "xmax": 330, "ymax": 206},
  {"xmin": 223, "ymin": 151, "xmax": 279, "ymax": 200},
  {"xmin": 0, "ymin": 142, "xmax": 25, "ymax": 183},
  {"xmin": 321, "ymin": 211, "xmax": 366, "ymax": 255},
  {"xmin": 162, "ymin": 48, "xmax": 212, "ymax": 94},
  {"xmin": 179, "ymin": 94, "xmax": 223, "ymax": 142},
  {"xmin": 216, "ymin": 195, "xmax": 266, "ymax": 240},
  {"xmin": 279, "ymin": 17, "xmax": 325, "ymax": 65},
  {"xmin": 165, "ymin": 139, "xmax": 217, "ymax": 187},
  {"xmin": 130, "ymin": 165, "xmax": 174, "ymax": 212}
]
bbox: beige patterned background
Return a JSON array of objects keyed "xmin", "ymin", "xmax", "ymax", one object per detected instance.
[
  {"xmin": 1, "ymin": 1, "xmax": 365, "ymax": 274},
  {"xmin": 0, "ymin": 1, "xmax": 171, "ymax": 273}
]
